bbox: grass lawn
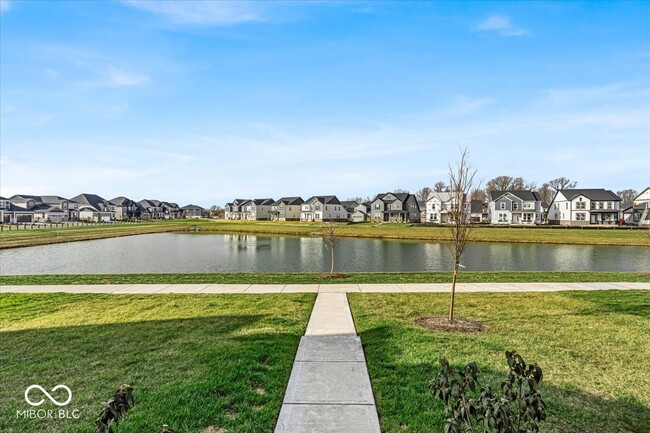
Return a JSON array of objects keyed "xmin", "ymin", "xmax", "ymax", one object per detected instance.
[
  {"xmin": 348, "ymin": 290, "xmax": 650, "ymax": 433},
  {"xmin": 1, "ymin": 219, "xmax": 648, "ymax": 249},
  {"xmin": 0, "ymin": 293, "xmax": 315, "ymax": 433},
  {"xmin": 2, "ymin": 271, "xmax": 650, "ymax": 286}
]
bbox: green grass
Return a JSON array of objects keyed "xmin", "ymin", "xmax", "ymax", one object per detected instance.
[
  {"xmin": 348, "ymin": 291, "xmax": 650, "ymax": 433},
  {"xmin": 2, "ymin": 271, "xmax": 650, "ymax": 286},
  {"xmin": 1, "ymin": 219, "xmax": 648, "ymax": 249},
  {"xmin": 0, "ymin": 293, "xmax": 315, "ymax": 433}
]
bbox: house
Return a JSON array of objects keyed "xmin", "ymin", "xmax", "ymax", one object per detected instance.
[
  {"xmin": 71, "ymin": 193, "xmax": 115, "ymax": 222},
  {"xmin": 162, "ymin": 202, "xmax": 182, "ymax": 219},
  {"xmin": 422, "ymin": 192, "xmax": 470, "ymax": 224},
  {"xmin": 9, "ymin": 194, "xmax": 78, "ymax": 222},
  {"xmin": 300, "ymin": 196, "xmax": 347, "ymax": 221},
  {"xmin": 224, "ymin": 199, "xmax": 250, "ymax": 220},
  {"xmin": 547, "ymin": 189, "xmax": 621, "ymax": 226},
  {"xmin": 470, "ymin": 200, "xmax": 485, "ymax": 223},
  {"xmin": 242, "ymin": 198, "xmax": 274, "ymax": 220},
  {"xmin": 0, "ymin": 196, "xmax": 35, "ymax": 223},
  {"xmin": 270, "ymin": 197, "xmax": 304, "ymax": 221},
  {"xmin": 351, "ymin": 202, "xmax": 370, "ymax": 222},
  {"xmin": 139, "ymin": 199, "xmax": 166, "ymax": 220},
  {"xmin": 109, "ymin": 196, "xmax": 143, "ymax": 220},
  {"xmin": 341, "ymin": 201, "xmax": 360, "ymax": 221},
  {"xmin": 633, "ymin": 188, "xmax": 650, "ymax": 226},
  {"xmin": 370, "ymin": 192, "xmax": 421, "ymax": 223},
  {"xmin": 488, "ymin": 190, "xmax": 542, "ymax": 225},
  {"xmin": 181, "ymin": 204, "xmax": 205, "ymax": 219}
]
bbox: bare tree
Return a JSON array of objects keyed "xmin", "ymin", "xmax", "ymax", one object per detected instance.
[
  {"xmin": 434, "ymin": 181, "xmax": 450, "ymax": 192},
  {"xmin": 485, "ymin": 176, "xmax": 535, "ymax": 192},
  {"xmin": 322, "ymin": 220, "xmax": 340, "ymax": 274},
  {"xmin": 416, "ymin": 187, "xmax": 432, "ymax": 202},
  {"xmin": 209, "ymin": 205, "xmax": 224, "ymax": 218},
  {"xmin": 617, "ymin": 189, "xmax": 638, "ymax": 204},
  {"xmin": 548, "ymin": 177, "xmax": 577, "ymax": 191},
  {"xmin": 470, "ymin": 188, "xmax": 486, "ymax": 202},
  {"xmin": 346, "ymin": 196, "xmax": 364, "ymax": 204},
  {"xmin": 447, "ymin": 148, "xmax": 477, "ymax": 322},
  {"xmin": 537, "ymin": 183, "xmax": 554, "ymax": 205},
  {"xmin": 393, "ymin": 188, "xmax": 410, "ymax": 194}
]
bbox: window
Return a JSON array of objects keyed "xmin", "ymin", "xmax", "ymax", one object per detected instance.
[
  {"xmin": 607, "ymin": 202, "xmax": 612, "ymax": 209},
  {"xmin": 500, "ymin": 202, "xmax": 506, "ymax": 210},
  {"xmin": 576, "ymin": 201, "xmax": 586, "ymax": 210},
  {"xmin": 431, "ymin": 203, "xmax": 436, "ymax": 210},
  {"xmin": 576, "ymin": 213, "xmax": 586, "ymax": 221},
  {"xmin": 513, "ymin": 203, "xmax": 519, "ymax": 210}
]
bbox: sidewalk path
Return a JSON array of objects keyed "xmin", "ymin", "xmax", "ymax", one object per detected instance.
[
  {"xmin": 1, "ymin": 282, "xmax": 649, "ymax": 294},
  {"xmin": 274, "ymin": 293, "xmax": 380, "ymax": 433}
]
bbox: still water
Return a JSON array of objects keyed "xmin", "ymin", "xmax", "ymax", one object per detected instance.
[{"xmin": 1, "ymin": 233, "xmax": 648, "ymax": 275}]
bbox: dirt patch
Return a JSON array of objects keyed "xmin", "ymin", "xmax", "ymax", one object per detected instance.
[
  {"xmin": 202, "ymin": 427, "xmax": 225, "ymax": 433},
  {"xmin": 415, "ymin": 316, "xmax": 484, "ymax": 333},
  {"xmin": 316, "ymin": 273, "xmax": 349, "ymax": 280}
]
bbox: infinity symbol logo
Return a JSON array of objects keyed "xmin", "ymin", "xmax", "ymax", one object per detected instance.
[{"xmin": 25, "ymin": 385, "xmax": 73, "ymax": 407}]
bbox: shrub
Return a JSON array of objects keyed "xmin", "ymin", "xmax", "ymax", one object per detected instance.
[
  {"xmin": 431, "ymin": 351, "xmax": 546, "ymax": 433},
  {"xmin": 94, "ymin": 384, "xmax": 135, "ymax": 433}
]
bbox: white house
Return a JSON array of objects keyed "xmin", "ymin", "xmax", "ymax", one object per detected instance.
[
  {"xmin": 488, "ymin": 190, "xmax": 542, "ymax": 225},
  {"xmin": 224, "ymin": 199, "xmax": 249, "ymax": 220},
  {"xmin": 631, "ymin": 187, "xmax": 650, "ymax": 226},
  {"xmin": 548, "ymin": 189, "xmax": 621, "ymax": 226},
  {"xmin": 300, "ymin": 196, "xmax": 347, "ymax": 221},
  {"xmin": 423, "ymin": 192, "xmax": 471, "ymax": 224}
]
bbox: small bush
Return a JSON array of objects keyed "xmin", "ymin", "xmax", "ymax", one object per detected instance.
[
  {"xmin": 94, "ymin": 384, "xmax": 135, "ymax": 433},
  {"xmin": 431, "ymin": 351, "xmax": 546, "ymax": 433}
]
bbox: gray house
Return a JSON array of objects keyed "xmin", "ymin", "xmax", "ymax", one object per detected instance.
[
  {"xmin": 181, "ymin": 204, "xmax": 205, "ymax": 219},
  {"xmin": 109, "ymin": 196, "xmax": 143, "ymax": 220},
  {"xmin": 224, "ymin": 199, "xmax": 250, "ymax": 220},
  {"xmin": 1, "ymin": 196, "xmax": 35, "ymax": 223},
  {"xmin": 488, "ymin": 190, "xmax": 543, "ymax": 224},
  {"xmin": 270, "ymin": 197, "xmax": 304, "ymax": 221},
  {"xmin": 72, "ymin": 193, "xmax": 115, "ymax": 222},
  {"xmin": 370, "ymin": 192, "xmax": 421, "ymax": 223}
]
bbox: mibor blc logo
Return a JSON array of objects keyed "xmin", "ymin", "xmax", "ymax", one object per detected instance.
[{"xmin": 17, "ymin": 384, "xmax": 80, "ymax": 420}]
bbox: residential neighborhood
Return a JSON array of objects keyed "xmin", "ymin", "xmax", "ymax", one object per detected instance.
[{"xmin": 0, "ymin": 193, "xmax": 207, "ymax": 224}]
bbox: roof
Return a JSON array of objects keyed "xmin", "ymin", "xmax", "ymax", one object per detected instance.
[
  {"xmin": 634, "ymin": 187, "xmax": 650, "ymax": 201},
  {"xmin": 70, "ymin": 193, "xmax": 109, "ymax": 211},
  {"xmin": 252, "ymin": 198, "xmax": 275, "ymax": 206},
  {"xmin": 306, "ymin": 195, "xmax": 342, "ymax": 205},
  {"xmin": 181, "ymin": 204, "xmax": 204, "ymax": 210},
  {"xmin": 557, "ymin": 189, "xmax": 621, "ymax": 201},
  {"xmin": 341, "ymin": 200, "xmax": 359, "ymax": 210},
  {"xmin": 109, "ymin": 196, "xmax": 136, "ymax": 206},
  {"xmin": 273, "ymin": 197, "xmax": 304, "ymax": 206},
  {"xmin": 428, "ymin": 192, "xmax": 453, "ymax": 202},
  {"xmin": 489, "ymin": 190, "xmax": 541, "ymax": 202}
]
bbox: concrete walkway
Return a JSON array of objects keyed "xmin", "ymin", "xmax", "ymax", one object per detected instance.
[
  {"xmin": 1, "ymin": 282, "xmax": 649, "ymax": 294},
  {"xmin": 274, "ymin": 293, "xmax": 381, "ymax": 433}
]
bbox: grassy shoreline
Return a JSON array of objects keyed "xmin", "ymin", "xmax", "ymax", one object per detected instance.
[
  {"xmin": 1, "ymin": 219, "xmax": 649, "ymax": 249},
  {"xmin": 2, "ymin": 271, "xmax": 649, "ymax": 286}
]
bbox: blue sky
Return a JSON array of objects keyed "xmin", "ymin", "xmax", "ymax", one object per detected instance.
[{"xmin": 1, "ymin": 1, "xmax": 649, "ymax": 206}]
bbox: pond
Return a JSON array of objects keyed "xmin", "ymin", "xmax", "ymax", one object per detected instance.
[{"xmin": 1, "ymin": 233, "xmax": 648, "ymax": 275}]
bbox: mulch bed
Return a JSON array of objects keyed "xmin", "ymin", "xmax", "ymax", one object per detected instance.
[
  {"xmin": 316, "ymin": 273, "xmax": 350, "ymax": 279},
  {"xmin": 415, "ymin": 316, "xmax": 484, "ymax": 333}
]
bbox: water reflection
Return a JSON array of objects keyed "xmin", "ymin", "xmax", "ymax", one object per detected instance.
[{"xmin": 0, "ymin": 232, "xmax": 648, "ymax": 275}]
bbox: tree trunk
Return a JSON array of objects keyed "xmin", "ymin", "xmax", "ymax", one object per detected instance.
[
  {"xmin": 330, "ymin": 247, "xmax": 335, "ymax": 274},
  {"xmin": 449, "ymin": 261, "xmax": 458, "ymax": 321}
]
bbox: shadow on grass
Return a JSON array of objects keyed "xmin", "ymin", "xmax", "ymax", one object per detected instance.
[
  {"xmin": 1, "ymin": 315, "xmax": 303, "ymax": 433},
  {"xmin": 560, "ymin": 290, "xmax": 650, "ymax": 319},
  {"xmin": 359, "ymin": 325, "xmax": 650, "ymax": 433}
]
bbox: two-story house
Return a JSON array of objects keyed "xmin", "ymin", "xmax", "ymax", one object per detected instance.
[
  {"xmin": 139, "ymin": 199, "xmax": 166, "ymax": 220},
  {"xmin": 71, "ymin": 193, "xmax": 115, "ymax": 222},
  {"xmin": 109, "ymin": 196, "xmax": 143, "ymax": 220},
  {"xmin": 623, "ymin": 187, "xmax": 650, "ymax": 226},
  {"xmin": 162, "ymin": 202, "xmax": 182, "ymax": 219},
  {"xmin": 548, "ymin": 189, "xmax": 621, "ymax": 226},
  {"xmin": 241, "ymin": 198, "xmax": 274, "ymax": 220},
  {"xmin": 340, "ymin": 201, "xmax": 360, "ymax": 221},
  {"xmin": 1, "ymin": 196, "xmax": 36, "ymax": 223},
  {"xmin": 422, "ymin": 192, "xmax": 470, "ymax": 224},
  {"xmin": 351, "ymin": 202, "xmax": 370, "ymax": 222},
  {"xmin": 488, "ymin": 190, "xmax": 542, "ymax": 224},
  {"xmin": 224, "ymin": 199, "xmax": 250, "ymax": 220},
  {"xmin": 270, "ymin": 197, "xmax": 304, "ymax": 221},
  {"xmin": 181, "ymin": 204, "xmax": 205, "ymax": 219},
  {"xmin": 370, "ymin": 192, "xmax": 421, "ymax": 223},
  {"xmin": 300, "ymin": 196, "xmax": 347, "ymax": 221}
]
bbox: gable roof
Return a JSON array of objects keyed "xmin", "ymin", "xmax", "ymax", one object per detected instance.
[
  {"xmin": 489, "ymin": 190, "xmax": 541, "ymax": 202},
  {"xmin": 109, "ymin": 196, "xmax": 136, "ymax": 206},
  {"xmin": 557, "ymin": 189, "xmax": 620, "ymax": 201},
  {"xmin": 70, "ymin": 193, "xmax": 110, "ymax": 211},
  {"xmin": 306, "ymin": 195, "xmax": 342, "ymax": 205},
  {"xmin": 471, "ymin": 200, "xmax": 484, "ymax": 213},
  {"xmin": 252, "ymin": 198, "xmax": 274, "ymax": 206},
  {"xmin": 273, "ymin": 197, "xmax": 304, "ymax": 206},
  {"xmin": 634, "ymin": 187, "xmax": 650, "ymax": 201},
  {"xmin": 181, "ymin": 204, "xmax": 204, "ymax": 210}
]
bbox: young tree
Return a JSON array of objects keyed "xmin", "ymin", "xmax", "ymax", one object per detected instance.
[
  {"xmin": 416, "ymin": 187, "xmax": 432, "ymax": 202},
  {"xmin": 548, "ymin": 177, "xmax": 577, "ymax": 191},
  {"xmin": 617, "ymin": 189, "xmax": 638, "ymax": 204},
  {"xmin": 434, "ymin": 181, "xmax": 449, "ymax": 192},
  {"xmin": 447, "ymin": 148, "xmax": 477, "ymax": 322},
  {"xmin": 322, "ymin": 220, "xmax": 340, "ymax": 274}
]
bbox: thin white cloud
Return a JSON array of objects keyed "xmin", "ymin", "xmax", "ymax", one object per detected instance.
[
  {"xmin": 475, "ymin": 14, "xmax": 530, "ymax": 37},
  {"xmin": 105, "ymin": 65, "xmax": 149, "ymax": 86},
  {"xmin": 123, "ymin": 0, "xmax": 263, "ymax": 26},
  {"xmin": 0, "ymin": 0, "xmax": 10, "ymax": 13}
]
